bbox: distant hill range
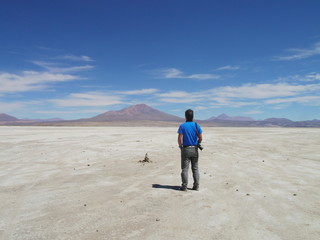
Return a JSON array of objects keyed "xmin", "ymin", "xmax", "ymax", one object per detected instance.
[
  {"xmin": 206, "ymin": 113, "xmax": 255, "ymax": 122},
  {"xmin": 0, "ymin": 113, "xmax": 64, "ymax": 123},
  {"xmin": 1, "ymin": 104, "xmax": 320, "ymax": 127}
]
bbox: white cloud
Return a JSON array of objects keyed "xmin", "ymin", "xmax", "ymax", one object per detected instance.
[
  {"xmin": 0, "ymin": 101, "xmax": 25, "ymax": 112},
  {"xmin": 156, "ymin": 91, "xmax": 205, "ymax": 103},
  {"xmin": 276, "ymin": 42, "xmax": 320, "ymax": 60},
  {"xmin": 0, "ymin": 71, "xmax": 78, "ymax": 93},
  {"xmin": 244, "ymin": 110, "xmax": 263, "ymax": 115},
  {"xmin": 275, "ymin": 72, "xmax": 320, "ymax": 83},
  {"xmin": 61, "ymin": 55, "xmax": 94, "ymax": 62},
  {"xmin": 154, "ymin": 68, "xmax": 220, "ymax": 80},
  {"xmin": 117, "ymin": 88, "xmax": 158, "ymax": 95},
  {"xmin": 153, "ymin": 81, "xmax": 320, "ymax": 108},
  {"xmin": 33, "ymin": 61, "xmax": 94, "ymax": 73},
  {"xmin": 187, "ymin": 73, "xmax": 220, "ymax": 80},
  {"xmin": 48, "ymin": 65, "xmax": 94, "ymax": 73},
  {"xmin": 0, "ymin": 100, "xmax": 44, "ymax": 114},
  {"xmin": 264, "ymin": 96, "xmax": 320, "ymax": 105},
  {"xmin": 195, "ymin": 106, "xmax": 207, "ymax": 110},
  {"xmin": 209, "ymin": 97, "xmax": 259, "ymax": 108},
  {"xmin": 158, "ymin": 98, "xmax": 198, "ymax": 103},
  {"xmin": 216, "ymin": 65, "xmax": 240, "ymax": 71},
  {"xmin": 211, "ymin": 83, "xmax": 320, "ymax": 99},
  {"xmin": 156, "ymin": 91, "xmax": 190, "ymax": 98},
  {"xmin": 36, "ymin": 109, "xmax": 108, "ymax": 114},
  {"xmin": 306, "ymin": 73, "xmax": 320, "ymax": 81},
  {"xmin": 50, "ymin": 92, "xmax": 123, "ymax": 107},
  {"xmin": 161, "ymin": 68, "xmax": 183, "ymax": 78}
]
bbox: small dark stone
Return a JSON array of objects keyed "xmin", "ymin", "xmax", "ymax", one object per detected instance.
[
  {"xmin": 156, "ymin": 218, "xmax": 160, "ymax": 221},
  {"xmin": 293, "ymin": 194, "xmax": 297, "ymax": 196},
  {"xmin": 84, "ymin": 204, "xmax": 87, "ymax": 207},
  {"xmin": 246, "ymin": 193, "xmax": 250, "ymax": 196},
  {"xmin": 139, "ymin": 153, "xmax": 151, "ymax": 163},
  {"xmin": 87, "ymin": 164, "xmax": 90, "ymax": 166},
  {"xmin": 236, "ymin": 189, "xmax": 239, "ymax": 191}
]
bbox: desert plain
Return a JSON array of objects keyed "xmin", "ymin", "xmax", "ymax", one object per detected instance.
[{"xmin": 0, "ymin": 126, "xmax": 319, "ymax": 240}]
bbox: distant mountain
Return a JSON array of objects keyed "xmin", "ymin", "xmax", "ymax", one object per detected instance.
[
  {"xmin": 1, "ymin": 106, "xmax": 319, "ymax": 127},
  {"xmin": 21, "ymin": 118, "xmax": 64, "ymax": 122},
  {"xmin": 0, "ymin": 113, "xmax": 19, "ymax": 122},
  {"xmin": 261, "ymin": 118, "xmax": 293, "ymax": 126},
  {"xmin": 258, "ymin": 118, "xmax": 320, "ymax": 127},
  {"xmin": 88, "ymin": 104, "xmax": 184, "ymax": 122},
  {"xmin": 204, "ymin": 114, "xmax": 320, "ymax": 127},
  {"xmin": 206, "ymin": 113, "xmax": 255, "ymax": 122},
  {"xmin": 292, "ymin": 119, "xmax": 320, "ymax": 127}
]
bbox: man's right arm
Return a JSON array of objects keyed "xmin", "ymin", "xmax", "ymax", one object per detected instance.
[{"xmin": 178, "ymin": 133, "xmax": 183, "ymax": 148}]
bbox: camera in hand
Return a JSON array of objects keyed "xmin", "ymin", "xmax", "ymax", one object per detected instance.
[{"xmin": 198, "ymin": 144, "xmax": 203, "ymax": 151}]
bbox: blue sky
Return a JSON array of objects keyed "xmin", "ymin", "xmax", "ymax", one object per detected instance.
[{"xmin": 1, "ymin": 0, "xmax": 320, "ymax": 121}]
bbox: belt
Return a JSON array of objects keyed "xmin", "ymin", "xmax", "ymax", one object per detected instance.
[{"xmin": 183, "ymin": 145, "xmax": 196, "ymax": 148}]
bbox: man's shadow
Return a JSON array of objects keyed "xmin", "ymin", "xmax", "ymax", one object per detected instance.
[{"xmin": 152, "ymin": 184, "xmax": 181, "ymax": 191}]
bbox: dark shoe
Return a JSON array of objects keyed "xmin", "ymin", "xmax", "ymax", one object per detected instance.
[
  {"xmin": 192, "ymin": 186, "xmax": 199, "ymax": 191},
  {"xmin": 180, "ymin": 186, "xmax": 187, "ymax": 191}
]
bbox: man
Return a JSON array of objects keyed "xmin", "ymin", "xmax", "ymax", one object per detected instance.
[{"xmin": 177, "ymin": 109, "xmax": 203, "ymax": 191}]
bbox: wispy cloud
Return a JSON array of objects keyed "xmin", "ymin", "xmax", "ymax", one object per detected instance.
[
  {"xmin": 264, "ymin": 96, "xmax": 320, "ymax": 105},
  {"xmin": 153, "ymin": 68, "xmax": 220, "ymax": 80},
  {"xmin": 276, "ymin": 72, "xmax": 320, "ymax": 82},
  {"xmin": 215, "ymin": 65, "xmax": 240, "ymax": 71},
  {"xmin": 117, "ymin": 88, "xmax": 158, "ymax": 95},
  {"xmin": 0, "ymin": 100, "xmax": 44, "ymax": 114},
  {"xmin": 275, "ymin": 42, "xmax": 320, "ymax": 60},
  {"xmin": 33, "ymin": 61, "xmax": 94, "ymax": 73},
  {"xmin": 209, "ymin": 97, "xmax": 259, "ymax": 108},
  {"xmin": 60, "ymin": 55, "xmax": 94, "ymax": 62},
  {"xmin": 194, "ymin": 106, "xmax": 208, "ymax": 110},
  {"xmin": 35, "ymin": 109, "xmax": 109, "ymax": 115},
  {"xmin": 0, "ymin": 71, "xmax": 78, "ymax": 93},
  {"xmin": 153, "ymin": 80, "xmax": 320, "ymax": 109},
  {"xmin": 50, "ymin": 92, "xmax": 123, "ymax": 107},
  {"xmin": 0, "ymin": 101, "xmax": 25, "ymax": 112},
  {"xmin": 156, "ymin": 91, "xmax": 204, "ymax": 103},
  {"xmin": 211, "ymin": 83, "xmax": 320, "ymax": 99},
  {"xmin": 244, "ymin": 110, "xmax": 263, "ymax": 115},
  {"xmin": 306, "ymin": 73, "xmax": 320, "ymax": 81}
]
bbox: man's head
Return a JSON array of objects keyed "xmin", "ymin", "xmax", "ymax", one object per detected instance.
[{"xmin": 185, "ymin": 109, "xmax": 194, "ymax": 122}]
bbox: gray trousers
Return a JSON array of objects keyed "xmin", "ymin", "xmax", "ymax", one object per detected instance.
[{"xmin": 181, "ymin": 147, "xmax": 199, "ymax": 188}]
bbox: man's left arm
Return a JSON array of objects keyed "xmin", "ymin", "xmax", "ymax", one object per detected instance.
[{"xmin": 198, "ymin": 133, "xmax": 203, "ymax": 144}]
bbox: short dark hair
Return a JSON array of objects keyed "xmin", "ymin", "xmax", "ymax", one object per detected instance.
[{"xmin": 185, "ymin": 109, "xmax": 194, "ymax": 122}]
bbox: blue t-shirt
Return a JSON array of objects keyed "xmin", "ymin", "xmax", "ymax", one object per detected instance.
[{"xmin": 177, "ymin": 121, "xmax": 203, "ymax": 146}]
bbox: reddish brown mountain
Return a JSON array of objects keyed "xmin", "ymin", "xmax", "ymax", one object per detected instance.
[{"xmin": 89, "ymin": 104, "xmax": 183, "ymax": 121}]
